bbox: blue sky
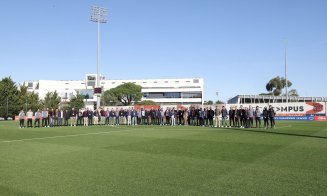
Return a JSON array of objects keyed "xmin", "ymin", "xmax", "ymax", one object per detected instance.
[{"xmin": 0, "ymin": 0, "xmax": 326, "ymax": 102}]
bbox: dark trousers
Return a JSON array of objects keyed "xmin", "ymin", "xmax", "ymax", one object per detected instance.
[
  {"xmin": 179, "ymin": 117, "xmax": 183, "ymax": 125},
  {"xmin": 240, "ymin": 117, "xmax": 244, "ymax": 126},
  {"xmin": 199, "ymin": 117, "xmax": 204, "ymax": 126},
  {"xmin": 88, "ymin": 117, "xmax": 93, "ymax": 125},
  {"xmin": 270, "ymin": 117, "xmax": 275, "ymax": 128},
  {"xmin": 42, "ymin": 118, "xmax": 48, "ymax": 127},
  {"xmin": 165, "ymin": 116, "xmax": 170, "ymax": 125},
  {"xmin": 19, "ymin": 119, "xmax": 24, "ymax": 128},
  {"xmin": 77, "ymin": 117, "xmax": 83, "ymax": 125},
  {"xmin": 255, "ymin": 117, "xmax": 261, "ymax": 128},
  {"xmin": 229, "ymin": 116, "xmax": 234, "ymax": 127},
  {"xmin": 209, "ymin": 118, "xmax": 213, "ymax": 126},
  {"xmin": 34, "ymin": 118, "xmax": 40, "ymax": 127},
  {"xmin": 264, "ymin": 117, "xmax": 269, "ymax": 128},
  {"xmin": 64, "ymin": 118, "xmax": 69, "ymax": 126},
  {"xmin": 27, "ymin": 119, "xmax": 33, "ymax": 127}
]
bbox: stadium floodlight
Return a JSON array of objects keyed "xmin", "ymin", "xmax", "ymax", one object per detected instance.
[
  {"xmin": 90, "ymin": 5, "xmax": 108, "ymax": 108},
  {"xmin": 285, "ymin": 44, "xmax": 288, "ymax": 103}
]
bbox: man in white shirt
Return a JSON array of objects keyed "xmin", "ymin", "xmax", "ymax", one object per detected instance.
[{"xmin": 26, "ymin": 109, "xmax": 33, "ymax": 128}]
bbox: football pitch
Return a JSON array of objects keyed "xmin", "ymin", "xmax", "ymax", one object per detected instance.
[{"xmin": 0, "ymin": 121, "xmax": 327, "ymax": 195}]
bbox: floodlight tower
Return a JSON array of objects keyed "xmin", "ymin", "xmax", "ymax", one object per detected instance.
[
  {"xmin": 284, "ymin": 42, "xmax": 288, "ymax": 103},
  {"xmin": 90, "ymin": 5, "xmax": 108, "ymax": 108}
]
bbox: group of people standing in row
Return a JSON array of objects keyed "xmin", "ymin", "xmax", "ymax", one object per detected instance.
[{"xmin": 17, "ymin": 105, "xmax": 276, "ymax": 129}]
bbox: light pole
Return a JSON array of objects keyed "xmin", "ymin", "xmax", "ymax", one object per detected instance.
[
  {"xmin": 284, "ymin": 40, "xmax": 288, "ymax": 103},
  {"xmin": 90, "ymin": 6, "xmax": 108, "ymax": 108},
  {"xmin": 216, "ymin": 92, "xmax": 219, "ymax": 105}
]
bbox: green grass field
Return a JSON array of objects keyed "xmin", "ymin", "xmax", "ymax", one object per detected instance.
[{"xmin": 1, "ymin": 121, "xmax": 327, "ymax": 195}]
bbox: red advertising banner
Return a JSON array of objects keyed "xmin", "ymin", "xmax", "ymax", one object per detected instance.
[{"xmin": 314, "ymin": 116, "xmax": 327, "ymax": 122}]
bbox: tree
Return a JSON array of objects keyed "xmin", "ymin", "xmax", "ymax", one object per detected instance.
[
  {"xmin": 17, "ymin": 85, "xmax": 42, "ymax": 112},
  {"xmin": 288, "ymin": 89, "xmax": 299, "ymax": 97},
  {"xmin": 204, "ymin": 100, "xmax": 214, "ymax": 105},
  {"xmin": 0, "ymin": 77, "xmax": 20, "ymax": 117},
  {"xmin": 103, "ymin": 83, "xmax": 142, "ymax": 106},
  {"xmin": 102, "ymin": 90, "xmax": 118, "ymax": 106},
  {"xmin": 215, "ymin": 100, "xmax": 225, "ymax": 104},
  {"xmin": 69, "ymin": 94, "xmax": 85, "ymax": 110},
  {"xmin": 136, "ymin": 100, "xmax": 158, "ymax": 106},
  {"xmin": 266, "ymin": 76, "xmax": 292, "ymax": 96},
  {"xmin": 42, "ymin": 91, "xmax": 61, "ymax": 109}
]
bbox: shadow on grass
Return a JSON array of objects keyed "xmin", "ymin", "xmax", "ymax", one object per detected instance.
[{"xmin": 225, "ymin": 127, "xmax": 327, "ymax": 140}]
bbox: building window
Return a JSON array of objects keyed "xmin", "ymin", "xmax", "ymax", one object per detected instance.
[
  {"xmin": 182, "ymin": 92, "xmax": 202, "ymax": 98},
  {"xmin": 193, "ymin": 79, "xmax": 199, "ymax": 83},
  {"xmin": 144, "ymin": 92, "xmax": 181, "ymax": 99},
  {"xmin": 28, "ymin": 82, "xmax": 33, "ymax": 88}
]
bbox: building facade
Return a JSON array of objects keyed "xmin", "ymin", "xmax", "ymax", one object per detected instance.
[{"xmin": 23, "ymin": 74, "xmax": 204, "ymax": 107}]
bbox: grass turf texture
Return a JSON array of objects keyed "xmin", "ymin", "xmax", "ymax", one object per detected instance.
[{"xmin": 0, "ymin": 121, "xmax": 327, "ymax": 195}]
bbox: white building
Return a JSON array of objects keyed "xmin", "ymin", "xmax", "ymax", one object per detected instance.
[{"xmin": 23, "ymin": 74, "xmax": 204, "ymax": 107}]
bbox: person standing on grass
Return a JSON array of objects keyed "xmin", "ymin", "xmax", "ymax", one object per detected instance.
[
  {"xmin": 104, "ymin": 108, "xmax": 109, "ymax": 126},
  {"xmin": 228, "ymin": 106, "xmax": 235, "ymax": 128},
  {"xmin": 18, "ymin": 110, "xmax": 25, "ymax": 128},
  {"xmin": 214, "ymin": 106, "xmax": 221, "ymax": 127},
  {"xmin": 208, "ymin": 107, "xmax": 214, "ymax": 127},
  {"xmin": 131, "ymin": 108, "xmax": 137, "ymax": 126},
  {"xmin": 46, "ymin": 108, "xmax": 50, "ymax": 127},
  {"xmin": 42, "ymin": 108, "xmax": 48, "ymax": 127},
  {"xmin": 234, "ymin": 106, "xmax": 240, "ymax": 128},
  {"xmin": 170, "ymin": 107, "xmax": 176, "ymax": 126},
  {"xmin": 263, "ymin": 107, "xmax": 269, "ymax": 129},
  {"xmin": 108, "ymin": 108, "xmax": 114, "ymax": 125},
  {"xmin": 70, "ymin": 108, "xmax": 77, "ymax": 126},
  {"xmin": 93, "ymin": 109, "xmax": 99, "ymax": 125},
  {"xmin": 244, "ymin": 107, "xmax": 249, "ymax": 128},
  {"xmin": 26, "ymin": 109, "xmax": 33, "ymax": 128},
  {"xmin": 254, "ymin": 106, "xmax": 261, "ymax": 128},
  {"xmin": 199, "ymin": 108, "xmax": 205, "ymax": 127},
  {"xmin": 165, "ymin": 108, "xmax": 170, "ymax": 126},
  {"xmin": 127, "ymin": 107, "xmax": 132, "ymax": 126},
  {"xmin": 239, "ymin": 105, "xmax": 246, "ymax": 128},
  {"xmin": 137, "ymin": 108, "xmax": 142, "ymax": 125},
  {"xmin": 268, "ymin": 105, "xmax": 276, "ymax": 129},
  {"xmin": 88, "ymin": 108, "xmax": 93, "ymax": 126},
  {"xmin": 183, "ymin": 108, "xmax": 189, "ymax": 126},
  {"xmin": 58, "ymin": 109, "xmax": 63, "ymax": 126},
  {"xmin": 34, "ymin": 109, "xmax": 41, "ymax": 128},
  {"xmin": 48, "ymin": 108, "xmax": 53, "ymax": 127},
  {"xmin": 83, "ymin": 109, "xmax": 89, "ymax": 126},
  {"xmin": 64, "ymin": 109, "xmax": 70, "ymax": 126},
  {"xmin": 248, "ymin": 106, "xmax": 254, "ymax": 128},
  {"xmin": 221, "ymin": 106, "xmax": 228, "ymax": 128}
]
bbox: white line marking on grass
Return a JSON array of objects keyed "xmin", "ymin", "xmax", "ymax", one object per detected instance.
[
  {"xmin": 0, "ymin": 130, "xmax": 128, "ymax": 144},
  {"xmin": 275, "ymin": 125, "xmax": 292, "ymax": 129}
]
